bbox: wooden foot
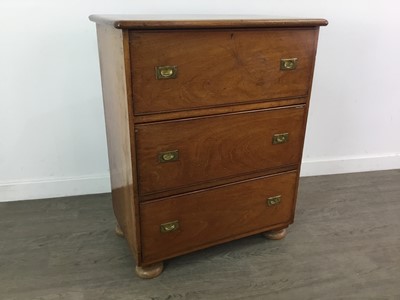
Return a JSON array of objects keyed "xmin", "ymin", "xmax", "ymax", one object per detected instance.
[
  {"xmin": 135, "ymin": 262, "xmax": 164, "ymax": 279},
  {"xmin": 263, "ymin": 228, "xmax": 287, "ymax": 240},
  {"xmin": 115, "ymin": 223, "xmax": 124, "ymax": 238}
]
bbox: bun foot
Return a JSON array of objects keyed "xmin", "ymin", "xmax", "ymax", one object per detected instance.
[
  {"xmin": 136, "ymin": 262, "xmax": 164, "ymax": 279},
  {"xmin": 263, "ymin": 228, "xmax": 287, "ymax": 240},
  {"xmin": 115, "ymin": 223, "xmax": 124, "ymax": 238}
]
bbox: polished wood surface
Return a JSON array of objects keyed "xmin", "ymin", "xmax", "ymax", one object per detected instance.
[
  {"xmin": 135, "ymin": 262, "xmax": 164, "ymax": 279},
  {"xmin": 114, "ymin": 223, "xmax": 124, "ymax": 237},
  {"xmin": 95, "ymin": 24, "xmax": 141, "ymax": 264},
  {"xmin": 134, "ymin": 97, "xmax": 306, "ymax": 123},
  {"xmin": 89, "ymin": 14, "xmax": 328, "ymax": 29},
  {"xmin": 91, "ymin": 16, "xmax": 327, "ymax": 276},
  {"xmin": 130, "ymin": 29, "xmax": 318, "ymax": 114},
  {"xmin": 136, "ymin": 106, "xmax": 306, "ymax": 196},
  {"xmin": 263, "ymin": 228, "xmax": 288, "ymax": 240},
  {"xmin": 138, "ymin": 165, "xmax": 298, "ymax": 202},
  {"xmin": 140, "ymin": 172, "xmax": 297, "ymax": 264}
]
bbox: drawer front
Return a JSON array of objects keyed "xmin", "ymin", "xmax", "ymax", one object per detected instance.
[
  {"xmin": 136, "ymin": 106, "xmax": 305, "ymax": 196},
  {"xmin": 140, "ymin": 172, "xmax": 297, "ymax": 263},
  {"xmin": 130, "ymin": 29, "xmax": 317, "ymax": 114}
]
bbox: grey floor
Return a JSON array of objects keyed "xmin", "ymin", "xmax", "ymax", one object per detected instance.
[{"xmin": 1, "ymin": 170, "xmax": 400, "ymax": 300}]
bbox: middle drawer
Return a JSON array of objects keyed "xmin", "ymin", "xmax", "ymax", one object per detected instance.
[{"xmin": 135, "ymin": 106, "xmax": 305, "ymax": 196}]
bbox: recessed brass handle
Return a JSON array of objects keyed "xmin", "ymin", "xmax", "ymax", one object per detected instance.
[
  {"xmin": 280, "ymin": 58, "xmax": 298, "ymax": 70},
  {"xmin": 158, "ymin": 150, "xmax": 179, "ymax": 163},
  {"xmin": 160, "ymin": 220, "xmax": 180, "ymax": 233},
  {"xmin": 155, "ymin": 66, "xmax": 178, "ymax": 79},
  {"xmin": 272, "ymin": 133, "xmax": 289, "ymax": 145},
  {"xmin": 267, "ymin": 195, "xmax": 282, "ymax": 207}
]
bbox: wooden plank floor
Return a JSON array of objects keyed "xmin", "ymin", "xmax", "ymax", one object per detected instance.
[{"xmin": 1, "ymin": 170, "xmax": 399, "ymax": 299}]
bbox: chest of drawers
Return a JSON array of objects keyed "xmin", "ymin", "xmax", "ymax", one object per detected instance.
[{"xmin": 90, "ymin": 15, "xmax": 328, "ymax": 279}]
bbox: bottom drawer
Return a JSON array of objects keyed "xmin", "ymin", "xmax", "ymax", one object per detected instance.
[{"xmin": 140, "ymin": 171, "xmax": 298, "ymax": 264}]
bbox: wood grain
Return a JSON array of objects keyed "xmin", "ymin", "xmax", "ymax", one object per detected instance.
[
  {"xmin": 90, "ymin": 17, "xmax": 327, "ymax": 273},
  {"xmin": 138, "ymin": 165, "xmax": 298, "ymax": 201},
  {"xmin": 135, "ymin": 106, "xmax": 306, "ymax": 196},
  {"xmin": 89, "ymin": 15, "xmax": 328, "ymax": 29},
  {"xmin": 140, "ymin": 171, "xmax": 297, "ymax": 264},
  {"xmin": 130, "ymin": 29, "xmax": 318, "ymax": 114},
  {"xmin": 95, "ymin": 24, "xmax": 142, "ymax": 264},
  {"xmin": 133, "ymin": 97, "xmax": 306, "ymax": 123}
]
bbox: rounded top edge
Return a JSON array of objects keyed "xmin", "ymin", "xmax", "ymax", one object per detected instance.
[{"xmin": 89, "ymin": 15, "xmax": 328, "ymax": 29}]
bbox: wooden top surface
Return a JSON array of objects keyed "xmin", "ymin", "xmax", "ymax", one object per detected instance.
[{"xmin": 89, "ymin": 14, "xmax": 328, "ymax": 29}]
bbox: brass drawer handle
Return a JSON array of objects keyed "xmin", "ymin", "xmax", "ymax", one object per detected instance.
[
  {"xmin": 160, "ymin": 220, "xmax": 180, "ymax": 233},
  {"xmin": 272, "ymin": 133, "xmax": 289, "ymax": 145},
  {"xmin": 280, "ymin": 58, "xmax": 298, "ymax": 70},
  {"xmin": 155, "ymin": 66, "xmax": 178, "ymax": 79},
  {"xmin": 158, "ymin": 150, "xmax": 179, "ymax": 163},
  {"xmin": 267, "ymin": 195, "xmax": 282, "ymax": 207}
]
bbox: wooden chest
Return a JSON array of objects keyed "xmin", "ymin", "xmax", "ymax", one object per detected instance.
[{"xmin": 90, "ymin": 15, "xmax": 328, "ymax": 279}]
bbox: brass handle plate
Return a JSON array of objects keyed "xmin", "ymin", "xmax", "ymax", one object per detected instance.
[
  {"xmin": 160, "ymin": 220, "xmax": 180, "ymax": 233},
  {"xmin": 158, "ymin": 150, "xmax": 179, "ymax": 163},
  {"xmin": 267, "ymin": 195, "xmax": 282, "ymax": 207},
  {"xmin": 155, "ymin": 66, "xmax": 178, "ymax": 79},
  {"xmin": 272, "ymin": 133, "xmax": 289, "ymax": 145},
  {"xmin": 280, "ymin": 58, "xmax": 298, "ymax": 70}
]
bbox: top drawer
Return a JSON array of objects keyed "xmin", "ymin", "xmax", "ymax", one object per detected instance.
[{"xmin": 130, "ymin": 28, "xmax": 318, "ymax": 115}]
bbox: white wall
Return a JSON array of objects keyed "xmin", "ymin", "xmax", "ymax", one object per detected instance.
[{"xmin": 1, "ymin": 0, "xmax": 399, "ymax": 201}]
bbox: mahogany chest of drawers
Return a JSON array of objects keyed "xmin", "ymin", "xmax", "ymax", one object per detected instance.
[{"xmin": 90, "ymin": 15, "xmax": 328, "ymax": 279}]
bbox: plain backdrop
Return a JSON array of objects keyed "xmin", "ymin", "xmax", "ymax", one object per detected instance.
[{"xmin": 1, "ymin": 0, "xmax": 399, "ymax": 201}]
